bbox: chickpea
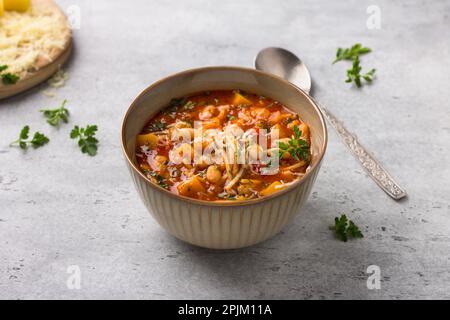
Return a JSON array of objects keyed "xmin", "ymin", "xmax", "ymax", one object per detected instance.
[
  {"xmin": 206, "ymin": 165, "xmax": 222, "ymax": 184},
  {"xmin": 251, "ymin": 107, "xmax": 270, "ymax": 120},
  {"xmin": 169, "ymin": 143, "xmax": 193, "ymax": 165},
  {"xmin": 287, "ymin": 119, "xmax": 300, "ymax": 130},
  {"xmin": 171, "ymin": 127, "xmax": 194, "ymax": 141},
  {"xmin": 199, "ymin": 105, "xmax": 217, "ymax": 120}
]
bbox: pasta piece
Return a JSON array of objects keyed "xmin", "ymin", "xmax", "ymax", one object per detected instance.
[
  {"xmin": 283, "ymin": 161, "xmax": 306, "ymax": 171},
  {"xmin": 224, "ymin": 166, "xmax": 245, "ymax": 191},
  {"xmin": 260, "ymin": 181, "xmax": 288, "ymax": 196}
]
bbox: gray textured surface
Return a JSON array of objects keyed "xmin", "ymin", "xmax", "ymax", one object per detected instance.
[{"xmin": 1, "ymin": 0, "xmax": 449, "ymax": 299}]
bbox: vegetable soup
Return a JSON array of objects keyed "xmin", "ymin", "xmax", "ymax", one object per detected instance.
[{"xmin": 135, "ymin": 90, "xmax": 311, "ymax": 201}]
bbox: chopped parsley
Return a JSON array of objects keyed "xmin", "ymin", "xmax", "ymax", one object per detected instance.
[
  {"xmin": 218, "ymin": 193, "xmax": 236, "ymax": 200},
  {"xmin": 2, "ymin": 73, "xmax": 20, "ymax": 85},
  {"xmin": 0, "ymin": 65, "xmax": 20, "ymax": 85},
  {"xmin": 10, "ymin": 125, "xmax": 49, "ymax": 149},
  {"xmin": 182, "ymin": 100, "xmax": 196, "ymax": 110},
  {"xmin": 147, "ymin": 171, "xmax": 169, "ymax": 189},
  {"xmin": 147, "ymin": 120, "xmax": 167, "ymax": 132},
  {"xmin": 169, "ymin": 97, "xmax": 187, "ymax": 108},
  {"xmin": 329, "ymin": 214, "xmax": 364, "ymax": 242}
]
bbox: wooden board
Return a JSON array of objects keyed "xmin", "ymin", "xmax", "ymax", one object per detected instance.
[{"xmin": 0, "ymin": 0, "xmax": 72, "ymax": 100}]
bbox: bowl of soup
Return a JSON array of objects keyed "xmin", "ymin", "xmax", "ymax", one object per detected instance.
[{"xmin": 122, "ymin": 67, "xmax": 327, "ymax": 249}]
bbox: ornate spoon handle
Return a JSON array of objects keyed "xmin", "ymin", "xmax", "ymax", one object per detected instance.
[{"xmin": 319, "ymin": 106, "xmax": 407, "ymax": 200}]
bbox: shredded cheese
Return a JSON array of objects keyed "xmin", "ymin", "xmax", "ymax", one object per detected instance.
[
  {"xmin": 41, "ymin": 67, "xmax": 69, "ymax": 97},
  {"xmin": 47, "ymin": 67, "xmax": 69, "ymax": 88},
  {"xmin": 0, "ymin": 1, "xmax": 70, "ymax": 80}
]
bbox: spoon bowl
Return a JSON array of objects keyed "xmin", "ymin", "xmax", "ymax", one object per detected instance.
[{"xmin": 255, "ymin": 47, "xmax": 312, "ymax": 94}]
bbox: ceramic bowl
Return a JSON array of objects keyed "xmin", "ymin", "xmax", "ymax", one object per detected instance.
[{"xmin": 121, "ymin": 66, "xmax": 327, "ymax": 249}]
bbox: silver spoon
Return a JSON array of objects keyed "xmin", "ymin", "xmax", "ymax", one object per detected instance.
[{"xmin": 255, "ymin": 47, "xmax": 407, "ymax": 200}]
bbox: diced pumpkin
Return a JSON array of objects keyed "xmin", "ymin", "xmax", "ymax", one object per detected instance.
[
  {"xmin": 136, "ymin": 133, "xmax": 158, "ymax": 148},
  {"xmin": 4, "ymin": 0, "xmax": 31, "ymax": 12},
  {"xmin": 232, "ymin": 92, "xmax": 252, "ymax": 106},
  {"xmin": 177, "ymin": 176, "xmax": 206, "ymax": 197},
  {"xmin": 260, "ymin": 181, "xmax": 287, "ymax": 196}
]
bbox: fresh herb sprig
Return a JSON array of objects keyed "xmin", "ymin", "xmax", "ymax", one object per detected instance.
[
  {"xmin": 277, "ymin": 126, "xmax": 310, "ymax": 161},
  {"xmin": 10, "ymin": 126, "xmax": 49, "ymax": 149},
  {"xmin": 329, "ymin": 214, "xmax": 364, "ymax": 242},
  {"xmin": 345, "ymin": 57, "xmax": 376, "ymax": 88},
  {"xmin": 333, "ymin": 43, "xmax": 376, "ymax": 87},
  {"xmin": 0, "ymin": 65, "xmax": 20, "ymax": 85},
  {"xmin": 333, "ymin": 43, "xmax": 371, "ymax": 64},
  {"xmin": 40, "ymin": 99, "xmax": 70, "ymax": 126},
  {"xmin": 70, "ymin": 125, "xmax": 99, "ymax": 156}
]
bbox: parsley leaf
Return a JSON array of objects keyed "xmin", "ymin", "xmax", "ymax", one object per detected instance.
[
  {"xmin": 40, "ymin": 99, "xmax": 70, "ymax": 126},
  {"xmin": 70, "ymin": 125, "xmax": 99, "ymax": 156},
  {"xmin": 345, "ymin": 57, "xmax": 376, "ymax": 87},
  {"xmin": 146, "ymin": 120, "xmax": 167, "ymax": 132},
  {"xmin": 0, "ymin": 65, "xmax": 20, "ymax": 84},
  {"xmin": 31, "ymin": 132, "xmax": 50, "ymax": 148},
  {"xmin": 182, "ymin": 100, "xmax": 196, "ymax": 110},
  {"xmin": 2, "ymin": 73, "xmax": 20, "ymax": 85},
  {"xmin": 333, "ymin": 43, "xmax": 371, "ymax": 64},
  {"xmin": 363, "ymin": 68, "xmax": 376, "ymax": 82},
  {"xmin": 169, "ymin": 97, "xmax": 187, "ymax": 108},
  {"xmin": 10, "ymin": 125, "xmax": 49, "ymax": 149},
  {"xmin": 347, "ymin": 220, "xmax": 364, "ymax": 238},
  {"xmin": 277, "ymin": 125, "xmax": 310, "ymax": 161},
  {"xmin": 330, "ymin": 214, "xmax": 364, "ymax": 242}
]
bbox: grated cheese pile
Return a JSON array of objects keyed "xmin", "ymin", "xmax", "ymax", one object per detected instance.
[{"xmin": 0, "ymin": 2, "xmax": 70, "ymax": 79}]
